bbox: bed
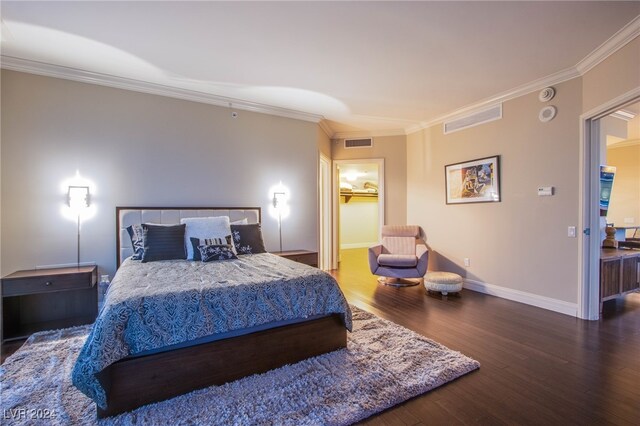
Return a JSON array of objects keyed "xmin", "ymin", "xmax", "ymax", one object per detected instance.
[{"xmin": 72, "ymin": 207, "xmax": 352, "ymax": 418}]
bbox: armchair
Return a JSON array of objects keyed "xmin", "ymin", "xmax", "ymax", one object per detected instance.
[{"xmin": 368, "ymin": 225, "xmax": 429, "ymax": 286}]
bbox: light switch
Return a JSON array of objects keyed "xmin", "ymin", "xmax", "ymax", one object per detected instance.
[
  {"xmin": 538, "ymin": 186, "xmax": 554, "ymax": 196},
  {"xmin": 568, "ymin": 226, "xmax": 576, "ymax": 238}
]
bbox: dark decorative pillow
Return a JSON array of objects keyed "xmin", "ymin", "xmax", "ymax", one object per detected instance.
[
  {"xmin": 230, "ymin": 223, "xmax": 267, "ymax": 255},
  {"xmin": 126, "ymin": 224, "xmax": 145, "ymax": 260},
  {"xmin": 141, "ymin": 224, "xmax": 186, "ymax": 263},
  {"xmin": 199, "ymin": 244, "xmax": 238, "ymax": 262},
  {"xmin": 190, "ymin": 236, "xmax": 232, "ymax": 261}
]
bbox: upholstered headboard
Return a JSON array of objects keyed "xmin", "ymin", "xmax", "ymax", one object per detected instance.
[{"xmin": 116, "ymin": 206, "xmax": 261, "ymax": 267}]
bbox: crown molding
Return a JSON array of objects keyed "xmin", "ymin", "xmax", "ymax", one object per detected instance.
[
  {"xmin": 332, "ymin": 128, "xmax": 407, "ymax": 140},
  {"xmin": 406, "ymin": 66, "xmax": 580, "ymax": 135},
  {"xmin": 0, "ymin": 55, "xmax": 325, "ymax": 124},
  {"xmin": 318, "ymin": 120, "xmax": 334, "ymax": 138},
  {"xmin": 406, "ymin": 16, "xmax": 640, "ymax": 136},
  {"xmin": 576, "ymin": 15, "xmax": 640, "ymax": 75},
  {"xmin": 2, "ymin": 14, "xmax": 638, "ymax": 136}
]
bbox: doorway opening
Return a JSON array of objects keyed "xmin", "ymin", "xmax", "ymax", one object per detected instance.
[
  {"xmin": 332, "ymin": 159, "xmax": 385, "ymax": 271},
  {"xmin": 580, "ymin": 91, "xmax": 640, "ymax": 320}
]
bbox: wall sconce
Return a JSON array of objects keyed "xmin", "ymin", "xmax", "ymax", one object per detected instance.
[{"xmin": 67, "ymin": 185, "xmax": 90, "ymax": 266}]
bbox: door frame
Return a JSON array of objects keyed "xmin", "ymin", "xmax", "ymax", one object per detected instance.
[
  {"xmin": 318, "ymin": 153, "xmax": 332, "ymax": 270},
  {"xmin": 578, "ymin": 87, "xmax": 640, "ymax": 320},
  {"xmin": 332, "ymin": 158, "xmax": 385, "ymax": 269}
]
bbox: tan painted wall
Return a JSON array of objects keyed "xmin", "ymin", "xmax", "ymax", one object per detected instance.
[
  {"xmin": 339, "ymin": 197, "xmax": 379, "ymax": 248},
  {"xmin": 332, "ymin": 135, "xmax": 407, "ymax": 226},
  {"xmin": 583, "ymin": 36, "xmax": 640, "ymax": 113},
  {"xmin": 606, "ymin": 144, "xmax": 640, "ymax": 229},
  {"xmin": 407, "ymin": 77, "xmax": 582, "ymax": 303},
  {"xmin": 1, "ymin": 70, "xmax": 320, "ymax": 277}
]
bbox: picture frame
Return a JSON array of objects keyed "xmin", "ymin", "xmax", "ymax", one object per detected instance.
[{"xmin": 445, "ymin": 155, "xmax": 501, "ymax": 204}]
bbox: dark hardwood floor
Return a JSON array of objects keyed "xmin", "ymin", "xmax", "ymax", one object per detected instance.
[
  {"xmin": 332, "ymin": 248, "xmax": 640, "ymax": 425},
  {"xmin": 2, "ymin": 249, "xmax": 638, "ymax": 425}
]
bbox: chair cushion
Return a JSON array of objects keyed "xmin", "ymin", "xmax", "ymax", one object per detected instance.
[
  {"xmin": 381, "ymin": 236, "xmax": 415, "ymax": 255},
  {"xmin": 377, "ymin": 254, "xmax": 418, "ymax": 268},
  {"xmin": 381, "ymin": 225, "xmax": 420, "ymax": 238}
]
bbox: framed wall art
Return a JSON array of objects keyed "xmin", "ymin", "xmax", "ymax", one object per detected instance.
[{"xmin": 445, "ymin": 155, "xmax": 501, "ymax": 204}]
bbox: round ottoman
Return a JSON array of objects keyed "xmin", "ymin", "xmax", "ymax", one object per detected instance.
[{"xmin": 424, "ymin": 271, "xmax": 463, "ymax": 296}]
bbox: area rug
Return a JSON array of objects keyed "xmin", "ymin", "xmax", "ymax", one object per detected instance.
[{"xmin": 1, "ymin": 306, "xmax": 479, "ymax": 425}]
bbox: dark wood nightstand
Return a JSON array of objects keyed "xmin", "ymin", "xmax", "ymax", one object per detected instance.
[
  {"xmin": 1, "ymin": 265, "xmax": 98, "ymax": 342},
  {"xmin": 272, "ymin": 250, "xmax": 318, "ymax": 267}
]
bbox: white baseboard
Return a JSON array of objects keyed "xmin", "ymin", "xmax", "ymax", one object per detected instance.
[
  {"xmin": 463, "ymin": 278, "xmax": 578, "ymax": 317},
  {"xmin": 340, "ymin": 242, "xmax": 377, "ymax": 250}
]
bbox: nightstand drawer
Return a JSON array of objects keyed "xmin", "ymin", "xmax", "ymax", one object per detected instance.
[{"xmin": 2, "ymin": 267, "xmax": 97, "ymax": 297}]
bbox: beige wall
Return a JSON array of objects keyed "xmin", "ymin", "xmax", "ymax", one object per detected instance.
[
  {"xmin": 339, "ymin": 197, "xmax": 378, "ymax": 248},
  {"xmin": 1, "ymin": 70, "xmax": 320, "ymax": 278},
  {"xmin": 407, "ymin": 77, "xmax": 583, "ymax": 303},
  {"xmin": 583, "ymin": 36, "xmax": 640, "ymax": 114},
  {"xmin": 332, "ymin": 135, "xmax": 407, "ymax": 226},
  {"xmin": 606, "ymin": 144, "xmax": 640, "ymax": 229}
]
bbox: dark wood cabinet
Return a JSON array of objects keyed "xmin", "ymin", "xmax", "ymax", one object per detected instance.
[
  {"xmin": 2, "ymin": 266, "xmax": 98, "ymax": 342},
  {"xmin": 272, "ymin": 250, "xmax": 318, "ymax": 267},
  {"xmin": 600, "ymin": 249, "xmax": 640, "ymax": 311},
  {"xmin": 621, "ymin": 256, "xmax": 640, "ymax": 293}
]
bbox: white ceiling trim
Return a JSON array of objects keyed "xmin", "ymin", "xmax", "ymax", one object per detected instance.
[
  {"xmin": 406, "ymin": 66, "xmax": 581, "ymax": 135},
  {"xmin": 1, "ymin": 14, "xmax": 638, "ymax": 139},
  {"xmin": 0, "ymin": 55, "xmax": 325, "ymax": 124},
  {"xmin": 576, "ymin": 15, "xmax": 640, "ymax": 75},
  {"xmin": 332, "ymin": 128, "xmax": 407, "ymax": 140},
  {"xmin": 318, "ymin": 120, "xmax": 334, "ymax": 139}
]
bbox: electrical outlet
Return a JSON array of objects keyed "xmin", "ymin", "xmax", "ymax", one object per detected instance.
[
  {"xmin": 568, "ymin": 226, "xmax": 576, "ymax": 238},
  {"xmin": 464, "ymin": 258, "xmax": 470, "ymax": 267}
]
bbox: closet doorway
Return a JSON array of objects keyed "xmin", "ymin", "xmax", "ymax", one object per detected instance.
[{"xmin": 332, "ymin": 159, "xmax": 384, "ymax": 269}]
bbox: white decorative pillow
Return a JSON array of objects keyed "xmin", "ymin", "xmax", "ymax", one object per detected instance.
[{"xmin": 180, "ymin": 216, "xmax": 232, "ymax": 260}]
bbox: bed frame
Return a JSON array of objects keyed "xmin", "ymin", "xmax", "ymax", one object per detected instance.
[{"xmin": 96, "ymin": 207, "xmax": 347, "ymax": 418}]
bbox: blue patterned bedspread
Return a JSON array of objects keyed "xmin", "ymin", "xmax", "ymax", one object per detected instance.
[{"xmin": 71, "ymin": 253, "xmax": 352, "ymax": 409}]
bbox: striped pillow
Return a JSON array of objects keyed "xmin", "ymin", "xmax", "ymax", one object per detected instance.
[{"xmin": 190, "ymin": 236, "xmax": 233, "ymax": 261}]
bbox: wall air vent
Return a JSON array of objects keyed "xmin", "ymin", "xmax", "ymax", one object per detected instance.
[
  {"xmin": 344, "ymin": 138, "xmax": 373, "ymax": 149},
  {"xmin": 443, "ymin": 104, "xmax": 502, "ymax": 134}
]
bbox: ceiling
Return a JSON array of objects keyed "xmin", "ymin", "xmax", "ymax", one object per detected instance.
[{"xmin": 1, "ymin": 1, "xmax": 639, "ymax": 136}]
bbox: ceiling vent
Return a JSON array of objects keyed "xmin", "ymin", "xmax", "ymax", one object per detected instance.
[
  {"xmin": 344, "ymin": 138, "xmax": 373, "ymax": 149},
  {"xmin": 443, "ymin": 104, "xmax": 502, "ymax": 134}
]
